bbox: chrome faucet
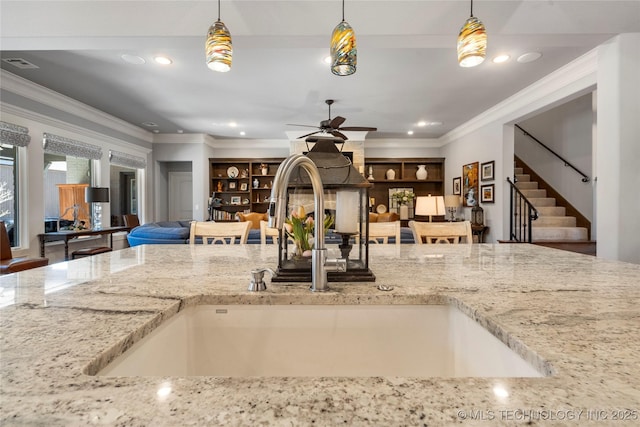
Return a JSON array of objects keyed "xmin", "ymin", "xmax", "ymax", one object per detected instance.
[{"xmin": 268, "ymin": 154, "xmax": 346, "ymax": 292}]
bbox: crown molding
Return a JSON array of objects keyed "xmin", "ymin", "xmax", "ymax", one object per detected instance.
[
  {"xmin": 1, "ymin": 69, "xmax": 153, "ymax": 144},
  {"xmin": 1, "ymin": 102, "xmax": 151, "ymax": 155},
  {"xmin": 439, "ymin": 48, "xmax": 598, "ymax": 145}
]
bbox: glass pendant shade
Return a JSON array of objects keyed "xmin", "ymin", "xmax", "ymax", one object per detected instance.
[
  {"xmin": 330, "ymin": 20, "xmax": 357, "ymax": 76},
  {"xmin": 206, "ymin": 20, "xmax": 232, "ymax": 72},
  {"xmin": 457, "ymin": 16, "xmax": 487, "ymax": 67}
]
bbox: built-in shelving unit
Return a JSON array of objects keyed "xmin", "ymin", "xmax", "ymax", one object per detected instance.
[
  {"xmin": 210, "ymin": 157, "xmax": 445, "ymax": 221},
  {"xmin": 209, "ymin": 158, "xmax": 284, "ymax": 220}
]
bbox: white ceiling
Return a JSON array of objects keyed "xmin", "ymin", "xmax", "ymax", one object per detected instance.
[{"xmin": 1, "ymin": 1, "xmax": 639, "ymax": 141}]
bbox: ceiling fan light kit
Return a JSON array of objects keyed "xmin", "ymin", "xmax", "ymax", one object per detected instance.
[
  {"xmin": 457, "ymin": 0, "xmax": 487, "ymax": 67},
  {"xmin": 330, "ymin": 0, "xmax": 357, "ymax": 76},
  {"xmin": 206, "ymin": 0, "xmax": 233, "ymax": 72}
]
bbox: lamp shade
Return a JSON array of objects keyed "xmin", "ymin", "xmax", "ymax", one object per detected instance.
[
  {"xmin": 457, "ymin": 15, "xmax": 487, "ymax": 67},
  {"xmin": 415, "ymin": 195, "xmax": 446, "ymax": 217},
  {"xmin": 330, "ymin": 20, "xmax": 357, "ymax": 76},
  {"xmin": 206, "ymin": 20, "xmax": 233, "ymax": 72},
  {"xmin": 85, "ymin": 187, "xmax": 110, "ymax": 203},
  {"xmin": 444, "ymin": 195, "xmax": 461, "ymax": 209}
]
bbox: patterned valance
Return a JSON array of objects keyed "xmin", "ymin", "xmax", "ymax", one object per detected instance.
[
  {"xmin": 42, "ymin": 133, "xmax": 102, "ymax": 160},
  {"xmin": 109, "ymin": 150, "xmax": 146, "ymax": 169},
  {"xmin": 0, "ymin": 121, "xmax": 31, "ymax": 147}
]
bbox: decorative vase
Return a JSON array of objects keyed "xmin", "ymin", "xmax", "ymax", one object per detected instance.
[
  {"xmin": 385, "ymin": 169, "xmax": 396, "ymax": 180},
  {"xmin": 416, "ymin": 165, "xmax": 428, "ymax": 180},
  {"xmin": 399, "ymin": 204, "xmax": 409, "ymax": 220},
  {"xmin": 261, "ymin": 166, "xmax": 268, "ymax": 175},
  {"xmin": 253, "ymin": 178, "xmax": 259, "ymax": 189}
]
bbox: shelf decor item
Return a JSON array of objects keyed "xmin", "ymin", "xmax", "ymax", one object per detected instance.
[
  {"xmin": 416, "ymin": 165, "xmax": 428, "ymax": 180},
  {"xmin": 253, "ymin": 178, "xmax": 259, "ymax": 189},
  {"xmin": 391, "ymin": 189, "xmax": 415, "ymax": 220},
  {"xmin": 260, "ymin": 163, "xmax": 269, "ymax": 175},
  {"xmin": 385, "ymin": 168, "xmax": 396, "ymax": 180}
]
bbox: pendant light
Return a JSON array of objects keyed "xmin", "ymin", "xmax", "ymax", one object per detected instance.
[
  {"xmin": 206, "ymin": 0, "xmax": 232, "ymax": 72},
  {"xmin": 457, "ymin": 0, "xmax": 487, "ymax": 67},
  {"xmin": 330, "ymin": 0, "xmax": 357, "ymax": 76}
]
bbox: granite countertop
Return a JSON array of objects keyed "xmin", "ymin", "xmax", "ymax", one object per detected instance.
[{"xmin": 1, "ymin": 244, "xmax": 639, "ymax": 425}]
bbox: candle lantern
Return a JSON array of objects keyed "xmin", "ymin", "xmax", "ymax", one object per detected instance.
[
  {"xmin": 271, "ymin": 137, "xmax": 375, "ymax": 282},
  {"xmin": 471, "ymin": 202, "xmax": 484, "ymax": 226}
]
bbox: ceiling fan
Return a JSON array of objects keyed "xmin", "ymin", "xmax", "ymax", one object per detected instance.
[{"xmin": 287, "ymin": 99, "xmax": 377, "ymax": 140}]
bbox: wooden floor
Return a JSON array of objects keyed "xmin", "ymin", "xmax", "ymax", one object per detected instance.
[{"xmin": 498, "ymin": 240, "xmax": 597, "ymax": 256}]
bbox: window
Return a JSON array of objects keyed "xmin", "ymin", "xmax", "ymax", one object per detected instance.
[
  {"xmin": 44, "ymin": 153, "xmax": 92, "ymax": 231},
  {"xmin": 0, "ymin": 144, "xmax": 18, "ymax": 246}
]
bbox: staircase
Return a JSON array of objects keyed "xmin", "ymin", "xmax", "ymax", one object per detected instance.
[{"xmin": 514, "ymin": 167, "xmax": 589, "ymax": 242}]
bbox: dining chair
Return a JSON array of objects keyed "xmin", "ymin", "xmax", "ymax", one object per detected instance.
[
  {"xmin": 408, "ymin": 220, "xmax": 473, "ymax": 244},
  {"xmin": 1, "ymin": 221, "xmax": 49, "ymax": 274},
  {"xmin": 259, "ymin": 220, "xmax": 280, "ymax": 244},
  {"xmin": 368, "ymin": 221, "xmax": 401, "ymax": 246},
  {"xmin": 122, "ymin": 214, "xmax": 140, "ymax": 228},
  {"xmin": 189, "ymin": 221, "xmax": 251, "ymax": 245}
]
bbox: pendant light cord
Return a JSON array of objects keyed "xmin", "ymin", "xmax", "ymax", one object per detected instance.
[
  {"xmin": 217, "ymin": 0, "xmax": 221, "ymax": 21},
  {"xmin": 470, "ymin": 0, "xmax": 474, "ymax": 18},
  {"xmin": 342, "ymin": 0, "xmax": 345, "ymax": 21}
]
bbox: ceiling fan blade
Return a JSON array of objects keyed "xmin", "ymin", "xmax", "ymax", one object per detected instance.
[
  {"xmin": 337, "ymin": 126, "xmax": 378, "ymax": 131},
  {"xmin": 331, "ymin": 130, "xmax": 349, "ymax": 140},
  {"xmin": 286, "ymin": 124, "xmax": 321, "ymax": 129},
  {"xmin": 297, "ymin": 130, "xmax": 322, "ymax": 139},
  {"xmin": 329, "ymin": 116, "xmax": 346, "ymax": 129}
]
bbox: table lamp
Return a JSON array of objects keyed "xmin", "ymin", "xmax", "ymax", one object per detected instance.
[
  {"xmin": 85, "ymin": 187, "xmax": 110, "ymax": 230},
  {"xmin": 444, "ymin": 195, "xmax": 462, "ymax": 222},
  {"xmin": 414, "ymin": 195, "xmax": 445, "ymax": 222}
]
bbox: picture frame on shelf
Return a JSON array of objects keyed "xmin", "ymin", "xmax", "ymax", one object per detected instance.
[
  {"xmin": 481, "ymin": 184, "xmax": 495, "ymax": 203},
  {"xmin": 228, "ymin": 180, "xmax": 237, "ymax": 190},
  {"xmin": 230, "ymin": 196, "xmax": 241, "ymax": 205},
  {"xmin": 453, "ymin": 177, "xmax": 461, "ymax": 195},
  {"xmin": 462, "ymin": 162, "xmax": 479, "ymax": 207},
  {"xmin": 240, "ymin": 182, "xmax": 248, "ymax": 191},
  {"xmin": 481, "ymin": 161, "xmax": 495, "ymax": 181}
]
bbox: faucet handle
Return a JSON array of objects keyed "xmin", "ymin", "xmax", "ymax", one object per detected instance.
[{"xmin": 249, "ymin": 267, "xmax": 275, "ymax": 292}]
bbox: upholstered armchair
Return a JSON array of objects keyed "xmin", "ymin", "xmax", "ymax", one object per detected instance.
[
  {"xmin": 1, "ymin": 221, "xmax": 49, "ymax": 274},
  {"xmin": 236, "ymin": 212, "xmax": 268, "ymax": 230}
]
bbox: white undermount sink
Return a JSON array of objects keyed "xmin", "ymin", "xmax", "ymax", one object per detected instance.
[{"xmin": 97, "ymin": 304, "xmax": 546, "ymax": 377}]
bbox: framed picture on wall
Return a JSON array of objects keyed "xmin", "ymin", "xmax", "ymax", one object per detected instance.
[
  {"xmin": 481, "ymin": 184, "xmax": 495, "ymax": 203},
  {"xmin": 462, "ymin": 162, "xmax": 479, "ymax": 207},
  {"xmin": 481, "ymin": 161, "xmax": 495, "ymax": 181},
  {"xmin": 453, "ymin": 177, "xmax": 461, "ymax": 195}
]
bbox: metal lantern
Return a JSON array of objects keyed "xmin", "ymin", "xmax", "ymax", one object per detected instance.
[
  {"xmin": 271, "ymin": 137, "xmax": 374, "ymax": 282},
  {"xmin": 471, "ymin": 202, "xmax": 484, "ymax": 226}
]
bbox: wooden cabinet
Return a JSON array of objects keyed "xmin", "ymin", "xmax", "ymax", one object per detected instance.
[
  {"xmin": 209, "ymin": 159, "xmax": 283, "ymax": 220},
  {"xmin": 57, "ymin": 183, "xmax": 91, "ymax": 226},
  {"xmin": 365, "ymin": 158, "xmax": 445, "ymax": 221}
]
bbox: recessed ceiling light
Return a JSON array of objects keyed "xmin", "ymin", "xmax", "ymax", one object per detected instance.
[
  {"xmin": 121, "ymin": 54, "xmax": 146, "ymax": 65},
  {"xmin": 417, "ymin": 121, "xmax": 427, "ymax": 127},
  {"xmin": 492, "ymin": 54, "xmax": 510, "ymax": 64},
  {"xmin": 240, "ymin": 131, "xmax": 246, "ymax": 136},
  {"xmin": 228, "ymin": 122, "xmax": 237, "ymax": 128},
  {"xmin": 153, "ymin": 129, "xmax": 160, "ymax": 134},
  {"xmin": 407, "ymin": 130, "xmax": 414, "ymax": 135},
  {"xmin": 428, "ymin": 121, "xmax": 443, "ymax": 126},
  {"xmin": 154, "ymin": 56, "xmax": 172, "ymax": 65},
  {"xmin": 517, "ymin": 52, "xmax": 542, "ymax": 63},
  {"xmin": 142, "ymin": 122, "xmax": 158, "ymax": 127},
  {"xmin": 177, "ymin": 129, "xmax": 184, "ymax": 134}
]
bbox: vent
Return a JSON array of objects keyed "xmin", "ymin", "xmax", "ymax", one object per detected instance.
[
  {"xmin": 2, "ymin": 58, "xmax": 39, "ymax": 69},
  {"xmin": 142, "ymin": 121, "xmax": 158, "ymax": 127}
]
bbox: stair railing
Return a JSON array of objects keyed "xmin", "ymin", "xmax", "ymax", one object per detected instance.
[
  {"xmin": 515, "ymin": 124, "xmax": 590, "ymax": 183},
  {"xmin": 507, "ymin": 177, "xmax": 539, "ymax": 242}
]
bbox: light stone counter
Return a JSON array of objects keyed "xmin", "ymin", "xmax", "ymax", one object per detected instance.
[{"xmin": 1, "ymin": 244, "xmax": 639, "ymax": 426}]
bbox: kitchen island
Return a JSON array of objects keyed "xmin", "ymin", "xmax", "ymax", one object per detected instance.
[{"xmin": 1, "ymin": 244, "xmax": 639, "ymax": 425}]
